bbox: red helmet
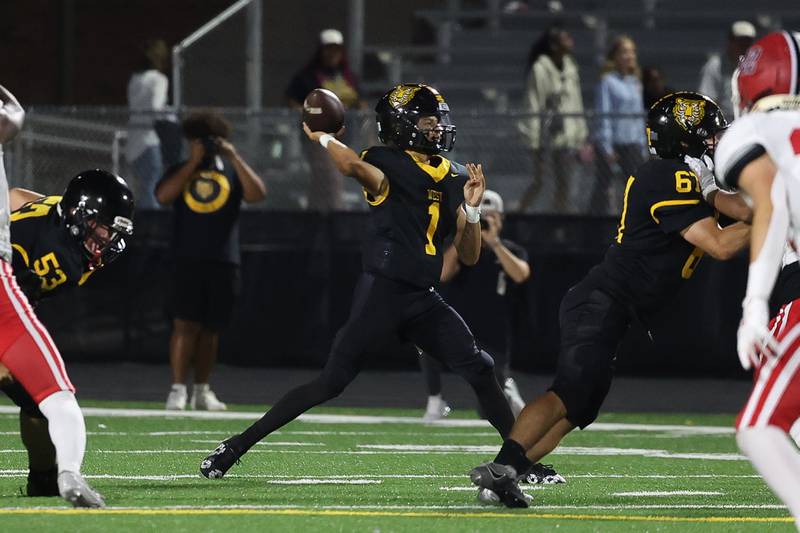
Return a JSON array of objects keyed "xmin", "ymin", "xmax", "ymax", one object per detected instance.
[{"xmin": 734, "ymin": 31, "xmax": 800, "ymax": 117}]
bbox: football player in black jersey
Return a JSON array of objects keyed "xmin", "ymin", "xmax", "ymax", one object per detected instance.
[
  {"xmin": 470, "ymin": 92, "xmax": 752, "ymax": 507},
  {"xmin": 200, "ymin": 84, "xmax": 517, "ymax": 479},
  {"xmin": 0, "ymin": 169, "xmax": 133, "ymax": 500}
]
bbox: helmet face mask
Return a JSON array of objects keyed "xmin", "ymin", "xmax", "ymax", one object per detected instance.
[
  {"xmin": 79, "ymin": 216, "xmax": 132, "ymax": 270},
  {"xmin": 60, "ymin": 170, "xmax": 135, "ymax": 270},
  {"xmin": 376, "ymin": 84, "xmax": 456, "ymax": 155},
  {"xmin": 647, "ymin": 91, "xmax": 728, "ymax": 160}
]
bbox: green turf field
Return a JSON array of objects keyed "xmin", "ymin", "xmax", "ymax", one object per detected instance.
[{"xmin": 0, "ymin": 401, "xmax": 793, "ymax": 532}]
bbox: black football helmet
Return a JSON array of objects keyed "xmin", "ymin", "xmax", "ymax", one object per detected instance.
[
  {"xmin": 647, "ymin": 91, "xmax": 728, "ymax": 159},
  {"xmin": 59, "ymin": 169, "xmax": 135, "ymax": 270},
  {"xmin": 375, "ymin": 84, "xmax": 456, "ymax": 155}
]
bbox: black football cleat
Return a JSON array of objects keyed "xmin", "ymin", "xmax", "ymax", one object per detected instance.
[
  {"xmin": 200, "ymin": 438, "xmax": 242, "ymax": 479},
  {"xmin": 469, "ymin": 462, "xmax": 532, "ymax": 508},
  {"xmin": 520, "ymin": 463, "xmax": 566, "ymax": 484},
  {"xmin": 26, "ymin": 467, "xmax": 59, "ymax": 497}
]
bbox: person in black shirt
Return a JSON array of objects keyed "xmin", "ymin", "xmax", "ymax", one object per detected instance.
[
  {"xmin": 421, "ymin": 190, "xmax": 530, "ymax": 420},
  {"xmin": 200, "ymin": 84, "xmax": 516, "ymax": 479},
  {"xmin": 155, "ymin": 112, "xmax": 266, "ymax": 412},
  {"xmin": 470, "ymin": 92, "xmax": 752, "ymax": 507}
]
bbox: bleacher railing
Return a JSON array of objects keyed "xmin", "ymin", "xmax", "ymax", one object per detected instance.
[{"xmin": 3, "ymin": 107, "xmax": 651, "ymax": 216}]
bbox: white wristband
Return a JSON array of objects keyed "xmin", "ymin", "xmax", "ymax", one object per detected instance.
[
  {"xmin": 463, "ymin": 203, "xmax": 481, "ymax": 224},
  {"xmin": 319, "ymin": 133, "xmax": 334, "ymax": 149}
]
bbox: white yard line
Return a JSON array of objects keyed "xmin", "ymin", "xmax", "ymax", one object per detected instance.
[
  {"xmin": 188, "ymin": 440, "xmax": 325, "ymax": 446},
  {"xmin": 355, "ymin": 444, "xmax": 746, "ymax": 461},
  {"xmin": 0, "ymin": 446, "xmax": 749, "ymax": 459},
  {"xmin": 613, "ymin": 491, "xmax": 724, "ymax": 497},
  {"xmin": 0, "ymin": 503, "xmax": 786, "ymax": 511},
  {"xmin": 0, "ymin": 406, "xmax": 735, "ymax": 435},
  {"xmin": 569, "ymin": 474, "xmax": 760, "ymax": 478},
  {"xmin": 439, "ymin": 486, "xmax": 546, "ymax": 492},
  {"xmin": 0, "ymin": 470, "xmax": 762, "ymax": 480},
  {"xmin": 266, "ymin": 479, "xmax": 382, "ymax": 485}
]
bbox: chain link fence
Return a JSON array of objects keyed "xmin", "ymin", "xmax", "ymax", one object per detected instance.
[{"xmin": 3, "ymin": 107, "xmax": 648, "ymax": 216}]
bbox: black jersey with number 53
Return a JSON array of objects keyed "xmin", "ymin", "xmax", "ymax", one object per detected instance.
[
  {"xmin": 10, "ymin": 195, "xmax": 93, "ymax": 303},
  {"xmin": 591, "ymin": 158, "xmax": 714, "ymax": 313},
  {"xmin": 360, "ymin": 146, "xmax": 468, "ymax": 289}
]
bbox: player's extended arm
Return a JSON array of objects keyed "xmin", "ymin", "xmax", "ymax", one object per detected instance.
[
  {"xmin": 302, "ymin": 123, "xmax": 386, "ymax": 197},
  {"xmin": 740, "ymin": 156, "xmax": 788, "ymax": 306},
  {"xmin": 680, "ymin": 217, "xmax": 750, "ymax": 260},
  {"xmin": 688, "ymin": 155, "xmax": 753, "ymax": 223},
  {"xmin": 154, "ymin": 140, "xmax": 204, "ymax": 205},
  {"xmin": 453, "ymin": 163, "xmax": 486, "ymax": 266},
  {"xmin": 737, "ymin": 154, "xmax": 787, "ymax": 368},
  {"xmin": 9, "ymin": 188, "xmax": 44, "ymax": 211},
  {"xmin": 708, "ymin": 191, "xmax": 753, "ymax": 223}
]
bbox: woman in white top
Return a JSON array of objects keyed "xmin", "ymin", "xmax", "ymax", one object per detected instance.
[
  {"xmin": 518, "ymin": 26, "xmax": 589, "ymax": 213},
  {"xmin": 127, "ymin": 39, "xmax": 169, "ymax": 209}
]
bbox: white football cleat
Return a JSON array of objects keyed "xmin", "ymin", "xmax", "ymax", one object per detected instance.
[
  {"xmin": 165, "ymin": 385, "xmax": 187, "ymax": 410},
  {"xmin": 191, "ymin": 385, "xmax": 227, "ymax": 411},
  {"xmin": 58, "ymin": 471, "xmax": 105, "ymax": 508},
  {"xmin": 503, "ymin": 378, "xmax": 526, "ymax": 418},
  {"xmin": 423, "ymin": 395, "xmax": 451, "ymax": 421}
]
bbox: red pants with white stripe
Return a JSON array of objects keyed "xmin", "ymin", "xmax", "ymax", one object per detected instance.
[
  {"xmin": 737, "ymin": 300, "xmax": 800, "ymax": 434},
  {"xmin": 0, "ymin": 261, "xmax": 74, "ymax": 403}
]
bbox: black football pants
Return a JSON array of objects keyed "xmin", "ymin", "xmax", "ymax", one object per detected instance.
[
  {"xmin": 549, "ymin": 275, "xmax": 631, "ymax": 429},
  {"xmin": 234, "ymin": 273, "xmax": 514, "ymax": 452}
]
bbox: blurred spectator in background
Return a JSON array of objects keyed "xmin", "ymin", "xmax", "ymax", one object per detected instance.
[
  {"xmin": 155, "ymin": 112, "xmax": 266, "ymax": 411},
  {"xmin": 287, "ymin": 29, "xmax": 366, "ymax": 212},
  {"xmin": 698, "ymin": 20, "xmax": 756, "ymax": 120},
  {"xmin": 518, "ymin": 25, "xmax": 590, "ymax": 213},
  {"xmin": 642, "ymin": 66, "xmax": 673, "ymax": 110},
  {"xmin": 286, "ymin": 29, "xmax": 362, "ymax": 110},
  {"xmin": 421, "ymin": 191, "xmax": 531, "ymax": 420},
  {"xmin": 590, "ymin": 35, "xmax": 646, "ymax": 215},
  {"xmin": 127, "ymin": 39, "xmax": 169, "ymax": 209}
]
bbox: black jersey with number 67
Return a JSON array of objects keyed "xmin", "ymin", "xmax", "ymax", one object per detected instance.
[
  {"xmin": 359, "ymin": 146, "xmax": 468, "ymax": 289},
  {"xmin": 10, "ymin": 195, "xmax": 93, "ymax": 303},
  {"xmin": 590, "ymin": 158, "xmax": 714, "ymax": 313}
]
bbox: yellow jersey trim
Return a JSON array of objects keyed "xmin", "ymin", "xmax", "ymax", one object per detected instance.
[
  {"xmin": 11, "ymin": 195, "xmax": 61, "ymax": 222},
  {"xmin": 650, "ymin": 199, "xmax": 700, "ymax": 224},
  {"xmin": 78, "ymin": 270, "xmax": 94, "ymax": 286},
  {"xmin": 615, "ymin": 176, "xmax": 636, "ymax": 244},
  {"xmin": 405, "ymin": 151, "xmax": 451, "ymax": 182},
  {"xmin": 363, "ymin": 180, "xmax": 390, "ymax": 206},
  {"xmin": 11, "ymin": 244, "xmax": 29, "ymax": 267}
]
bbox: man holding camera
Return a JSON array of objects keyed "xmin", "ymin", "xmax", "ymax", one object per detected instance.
[
  {"xmin": 155, "ymin": 112, "xmax": 266, "ymax": 410},
  {"xmin": 421, "ymin": 190, "xmax": 532, "ymax": 419}
]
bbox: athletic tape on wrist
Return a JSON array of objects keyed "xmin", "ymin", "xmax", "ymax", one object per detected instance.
[
  {"xmin": 464, "ymin": 204, "xmax": 481, "ymax": 224},
  {"xmin": 319, "ymin": 134, "xmax": 334, "ymax": 149}
]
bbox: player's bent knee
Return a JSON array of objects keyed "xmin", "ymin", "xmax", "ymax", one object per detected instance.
[
  {"xmin": 550, "ymin": 376, "xmax": 607, "ymax": 429},
  {"xmin": 317, "ymin": 367, "xmax": 357, "ymax": 399},
  {"xmin": 38, "ymin": 390, "xmax": 83, "ymax": 426}
]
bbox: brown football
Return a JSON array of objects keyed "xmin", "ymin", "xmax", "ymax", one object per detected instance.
[{"xmin": 303, "ymin": 88, "xmax": 345, "ymax": 134}]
